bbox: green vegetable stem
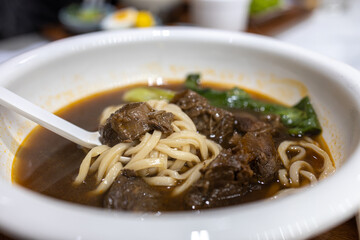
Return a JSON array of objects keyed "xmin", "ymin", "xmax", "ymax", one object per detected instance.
[{"xmin": 123, "ymin": 87, "xmax": 175, "ymax": 102}]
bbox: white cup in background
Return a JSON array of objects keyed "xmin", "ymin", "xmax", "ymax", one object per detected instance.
[{"xmin": 190, "ymin": 0, "xmax": 251, "ymax": 31}]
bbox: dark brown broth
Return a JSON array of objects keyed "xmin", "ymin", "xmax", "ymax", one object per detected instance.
[{"xmin": 12, "ymin": 83, "xmax": 330, "ymax": 210}]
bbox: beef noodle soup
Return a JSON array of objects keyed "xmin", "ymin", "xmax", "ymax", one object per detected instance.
[{"xmin": 12, "ymin": 75, "xmax": 335, "ymax": 211}]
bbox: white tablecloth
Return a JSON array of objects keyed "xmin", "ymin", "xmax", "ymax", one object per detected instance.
[{"xmin": 275, "ymin": 0, "xmax": 360, "ymax": 70}]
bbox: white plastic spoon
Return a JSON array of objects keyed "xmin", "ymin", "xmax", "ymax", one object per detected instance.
[{"xmin": 0, "ymin": 86, "xmax": 101, "ymax": 148}]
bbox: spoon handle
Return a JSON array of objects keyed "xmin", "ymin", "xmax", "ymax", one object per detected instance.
[{"xmin": 0, "ymin": 86, "xmax": 101, "ymax": 148}]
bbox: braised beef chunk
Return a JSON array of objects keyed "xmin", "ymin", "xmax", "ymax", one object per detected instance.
[
  {"xmin": 184, "ymin": 149, "xmax": 253, "ymax": 209},
  {"xmin": 104, "ymin": 170, "xmax": 162, "ymax": 211},
  {"xmin": 234, "ymin": 112, "xmax": 269, "ymax": 133},
  {"xmin": 148, "ymin": 110, "xmax": 174, "ymax": 133},
  {"xmin": 100, "ymin": 102, "xmax": 174, "ymax": 146},
  {"xmin": 234, "ymin": 112, "xmax": 288, "ymax": 140},
  {"xmin": 259, "ymin": 114, "xmax": 290, "ymax": 142},
  {"xmin": 185, "ymin": 131, "xmax": 279, "ymax": 209},
  {"xmin": 241, "ymin": 132, "xmax": 280, "ymax": 183},
  {"xmin": 205, "ymin": 149, "xmax": 253, "ymax": 183},
  {"xmin": 260, "ymin": 114, "xmax": 282, "ymax": 129},
  {"xmin": 171, "ymin": 90, "xmax": 234, "ymax": 146},
  {"xmin": 100, "ymin": 122, "xmax": 121, "ymax": 147}
]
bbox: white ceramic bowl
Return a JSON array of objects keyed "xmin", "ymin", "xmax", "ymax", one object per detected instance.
[{"xmin": 1, "ymin": 27, "xmax": 360, "ymax": 240}]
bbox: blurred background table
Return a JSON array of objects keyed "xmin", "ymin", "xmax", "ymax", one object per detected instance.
[{"xmin": 0, "ymin": 0, "xmax": 360, "ymax": 239}]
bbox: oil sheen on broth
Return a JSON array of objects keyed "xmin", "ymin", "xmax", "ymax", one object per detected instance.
[{"xmin": 12, "ymin": 82, "xmax": 334, "ymax": 211}]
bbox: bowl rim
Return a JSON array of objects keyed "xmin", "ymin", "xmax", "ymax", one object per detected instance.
[{"xmin": 1, "ymin": 27, "xmax": 360, "ymax": 240}]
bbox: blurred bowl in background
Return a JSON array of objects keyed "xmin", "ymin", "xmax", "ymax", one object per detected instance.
[{"xmin": 59, "ymin": 3, "xmax": 115, "ymax": 33}]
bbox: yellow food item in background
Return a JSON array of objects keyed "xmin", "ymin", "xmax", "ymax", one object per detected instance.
[
  {"xmin": 114, "ymin": 11, "xmax": 131, "ymax": 21},
  {"xmin": 101, "ymin": 7, "xmax": 138, "ymax": 30},
  {"xmin": 135, "ymin": 11, "xmax": 155, "ymax": 28}
]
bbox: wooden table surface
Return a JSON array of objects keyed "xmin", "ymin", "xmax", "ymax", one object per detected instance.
[{"xmin": 1, "ymin": 2, "xmax": 359, "ymax": 240}]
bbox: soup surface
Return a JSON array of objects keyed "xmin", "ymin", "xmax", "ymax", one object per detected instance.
[{"xmin": 12, "ymin": 81, "xmax": 334, "ymax": 211}]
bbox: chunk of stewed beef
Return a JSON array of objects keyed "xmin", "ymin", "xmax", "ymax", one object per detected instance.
[
  {"xmin": 99, "ymin": 102, "xmax": 174, "ymax": 146},
  {"xmin": 258, "ymin": 114, "xmax": 290, "ymax": 143},
  {"xmin": 184, "ymin": 149, "xmax": 253, "ymax": 209},
  {"xmin": 234, "ymin": 112, "xmax": 269, "ymax": 134},
  {"xmin": 171, "ymin": 90, "xmax": 234, "ymax": 147},
  {"xmin": 238, "ymin": 131, "xmax": 280, "ymax": 183},
  {"xmin": 104, "ymin": 170, "xmax": 163, "ymax": 211},
  {"xmin": 186, "ymin": 130, "xmax": 280, "ymax": 209}
]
